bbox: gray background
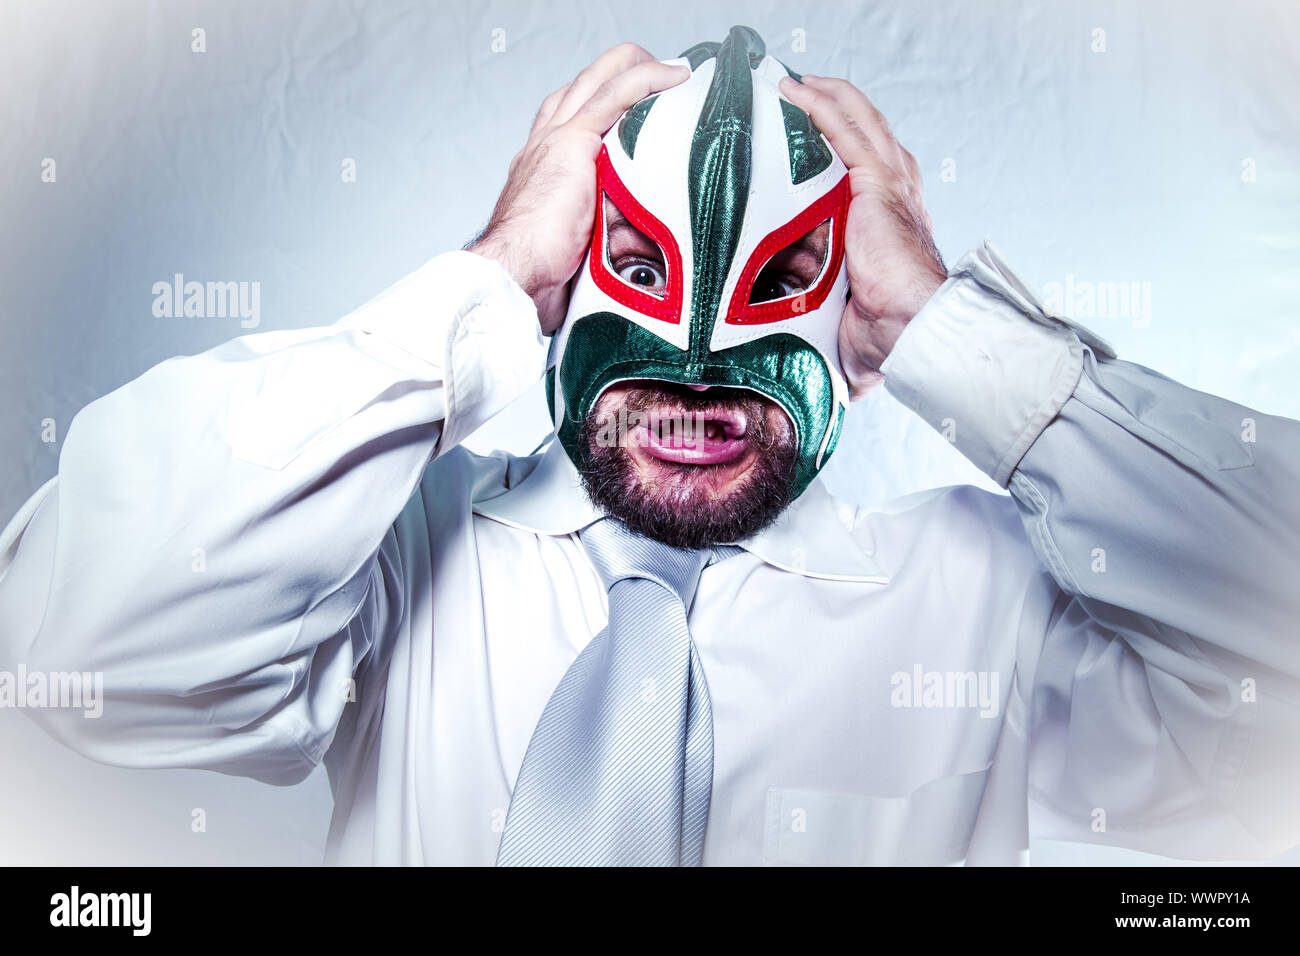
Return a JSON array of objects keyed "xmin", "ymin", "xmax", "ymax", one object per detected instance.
[{"xmin": 1, "ymin": 0, "xmax": 1297, "ymax": 864}]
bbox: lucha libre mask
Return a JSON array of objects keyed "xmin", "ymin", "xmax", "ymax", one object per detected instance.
[{"xmin": 546, "ymin": 25, "xmax": 851, "ymax": 501}]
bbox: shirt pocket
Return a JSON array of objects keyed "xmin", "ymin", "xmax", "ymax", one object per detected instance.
[{"xmin": 762, "ymin": 763, "xmax": 992, "ymax": 866}]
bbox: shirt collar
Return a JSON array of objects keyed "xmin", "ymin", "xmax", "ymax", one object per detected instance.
[{"xmin": 471, "ymin": 440, "xmax": 890, "ymax": 584}]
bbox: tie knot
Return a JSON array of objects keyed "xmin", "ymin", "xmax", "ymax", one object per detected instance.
[{"xmin": 580, "ymin": 519, "xmax": 727, "ymax": 608}]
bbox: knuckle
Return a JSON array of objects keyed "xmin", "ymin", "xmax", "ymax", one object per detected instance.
[
  {"xmin": 799, "ymin": 82, "xmax": 829, "ymax": 102},
  {"xmin": 842, "ymin": 115, "xmax": 872, "ymax": 146},
  {"xmin": 628, "ymin": 59, "xmax": 666, "ymax": 83},
  {"xmin": 588, "ymin": 77, "xmax": 617, "ymax": 103},
  {"xmin": 830, "ymin": 78, "xmax": 861, "ymax": 101},
  {"xmin": 849, "ymin": 167, "xmax": 887, "ymax": 194}
]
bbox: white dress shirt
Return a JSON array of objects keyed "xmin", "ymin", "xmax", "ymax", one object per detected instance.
[{"xmin": 1, "ymin": 242, "xmax": 1297, "ymax": 865}]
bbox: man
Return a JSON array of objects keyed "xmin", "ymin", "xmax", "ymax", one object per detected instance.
[{"xmin": 1, "ymin": 26, "xmax": 1297, "ymax": 866}]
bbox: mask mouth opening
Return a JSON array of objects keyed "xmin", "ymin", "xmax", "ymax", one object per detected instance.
[
  {"xmin": 578, "ymin": 375, "xmax": 801, "ymax": 482},
  {"xmin": 588, "ymin": 377, "xmax": 776, "ymax": 444}
]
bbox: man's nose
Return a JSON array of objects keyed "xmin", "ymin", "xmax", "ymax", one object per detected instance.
[{"xmin": 685, "ymin": 384, "xmax": 710, "ymax": 392}]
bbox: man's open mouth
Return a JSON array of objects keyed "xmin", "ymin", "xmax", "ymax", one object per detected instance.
[{"xmin": 636, "ymin": 405, "xmax": 750, "ymax": 465}]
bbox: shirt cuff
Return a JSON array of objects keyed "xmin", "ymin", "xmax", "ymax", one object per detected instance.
[
  {"xmin": 336, "ymin": 249, "xmax": 546, "ymax": 452},
  {"xmin": 880, "ymin": 240, "xmax": 1116, "ymax": 487}
]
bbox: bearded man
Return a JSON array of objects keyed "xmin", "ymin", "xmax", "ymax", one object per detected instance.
[{"xmin": 2, "ymin": 26, "xmax": 1298, "ymax": 866}]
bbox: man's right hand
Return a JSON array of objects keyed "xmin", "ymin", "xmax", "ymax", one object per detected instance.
[{"xmin": 468, "ymin": 44, "xmax": 689, "ymax": 335}]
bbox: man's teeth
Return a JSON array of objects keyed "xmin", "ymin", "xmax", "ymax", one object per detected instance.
[{"xmin": 649, "ymin": 414, "xmax": 741, "ymax": 448}]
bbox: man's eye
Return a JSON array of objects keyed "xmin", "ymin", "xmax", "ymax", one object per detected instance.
[
  {"xmin": 744, "ymin": 218, "xmax": 830, "ymax": 305},
  {"xmin": 749, "ymin": 269, "xmax": 802, "ymax": 304},
  {"xmin": 615, "ymin": 260, "xmax": 667, "ymax": 291}
]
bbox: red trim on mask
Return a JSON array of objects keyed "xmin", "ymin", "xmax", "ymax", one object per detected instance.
[
  {"xmin": 725, "ymin": 174, "xmax": 849, "ymax": 325},
  {"xmin": 590, "ymin": 145, "xmax": 684, "ymax": 323}
]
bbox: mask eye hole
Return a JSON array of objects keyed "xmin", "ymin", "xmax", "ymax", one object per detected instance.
[
  {"xmin": 588, "ymin": 143, "xmax": 684, "ymax": 323},
  {"xmin": 747, "ymin": 218, "xmax": 830, "ymax": 304},
  {"xmin": 725, "ymin": 174, "xmax": 849, "ymax": 326},
  {"xmin": 604, "ymin": 195, "xmax": 668, "ymax": 299}
]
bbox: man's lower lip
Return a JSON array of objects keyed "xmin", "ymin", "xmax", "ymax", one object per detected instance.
[{"xmin": 637, "ymin": 426, "xmax": 749, "ymax": 465}]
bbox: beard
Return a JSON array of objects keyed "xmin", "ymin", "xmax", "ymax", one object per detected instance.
[{"xmin": 576, "ymin": 382, "xmax": 798, "ymax": 550}]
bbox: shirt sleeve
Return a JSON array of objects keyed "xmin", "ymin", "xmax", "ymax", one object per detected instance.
[
  {"xmin": 0, "ymin": 250, "xmax": 545, "ymax": 785},
  {"xmin": 881, "ymin": 240, "xmax": 1300, "ymax": 859}
]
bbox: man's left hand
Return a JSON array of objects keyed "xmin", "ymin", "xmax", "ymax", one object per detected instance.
[{"xmin": 779, "ymin": 74, "xmax": 947, "ymax": 399}]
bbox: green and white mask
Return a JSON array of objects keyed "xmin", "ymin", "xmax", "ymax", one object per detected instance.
[{"xmin": 547, "ymin": 25, "xmax": 851, "ymax": 500}]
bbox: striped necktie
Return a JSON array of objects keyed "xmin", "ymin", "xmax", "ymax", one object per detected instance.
[{"xmin": 496, "ymin": 517, "xmax": 738, "ymax": 866}]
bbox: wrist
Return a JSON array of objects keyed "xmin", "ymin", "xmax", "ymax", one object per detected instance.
[
  {"xmin": 467, "ymin": 233, "xmax": 569, "ymax": 335},
  {"xmin": 874, "ymin": 269, "xmax": 946, "ymax": 353},
  {"xmin": 888, "ymin": 267, "xmax": 946, "ymax": 324},
  {"xmin": 468, "ymin": 234, "xmax": 540, "ymax": 300}
]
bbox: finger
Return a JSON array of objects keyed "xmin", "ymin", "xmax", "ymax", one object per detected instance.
[
  {"xmin": 549, "ymin": 42, "xmax": 657, "ymax": 128},
  {"xmin": 565, "ymin": 60, "xmax": 691, "ymax": 137},
  {"xmin": 801, "ymin": 75, "xmax": 893, "ymax": 145},
  {"xmin": 529, "ymin": 87, "xmax": 566, "ymax": 138},
  {"xmin": 799, "ymin": 75, "xmax": 912, "ymax": 178},
  {"xmin": 778, "ymin": 75, "xmax": 888, "ymax": 175}
]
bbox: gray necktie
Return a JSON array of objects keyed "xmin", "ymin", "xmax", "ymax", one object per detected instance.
[{"xmin": 496, "ymin": 518, "xmax": 737, "ymax": 866}]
